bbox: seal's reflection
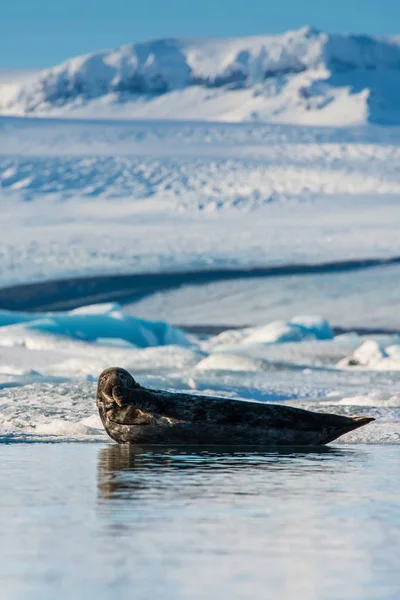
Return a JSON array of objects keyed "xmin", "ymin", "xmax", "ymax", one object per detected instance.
[{"xmin": 97, "ymin": 443, "xmax": 351, "ymax": 502}]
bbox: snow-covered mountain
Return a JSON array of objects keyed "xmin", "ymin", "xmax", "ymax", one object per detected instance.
[{"xmin": 2, "ymin": 26, "xmax": 400, "ymax": 125}]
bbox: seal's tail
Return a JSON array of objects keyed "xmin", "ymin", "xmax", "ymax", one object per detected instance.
[
  {"xmin": 350, "ymin": 416, "xmax": 375, "ymax": 426},
  {"xmin": 322, "ymin": 415, "xmax": 375, "ymax": 444}
]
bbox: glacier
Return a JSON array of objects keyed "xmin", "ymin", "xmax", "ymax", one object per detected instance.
[{"xmin": 1, "ymin": 116, "xmax": 400, "ymax": 286}]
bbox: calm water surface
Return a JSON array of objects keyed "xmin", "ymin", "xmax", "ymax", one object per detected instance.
[{"xmin": 0, "ymin": 443, "xmax": 399, "ymax": 600}]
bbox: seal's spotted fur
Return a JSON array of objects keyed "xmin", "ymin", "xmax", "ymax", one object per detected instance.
[{"xmin": 97, "ymin": 367, "xmax": 374, "ymax": 446}]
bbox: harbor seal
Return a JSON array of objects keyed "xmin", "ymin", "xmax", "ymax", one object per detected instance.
[{"xmin": 96, "ymin": 367, "xmax": 375, "ymax": 446}]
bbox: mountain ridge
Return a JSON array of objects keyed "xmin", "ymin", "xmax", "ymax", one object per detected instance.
[{"xmin": 2, "ymin": 26, "xmax": 400, "ymax": 125}]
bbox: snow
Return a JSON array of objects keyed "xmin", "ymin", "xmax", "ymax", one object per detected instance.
[
  {"xmin": 0, "ymin": 69, "xmax": 38, "ymax": 108},
  {"xmin": 338, "ymin": 340, "xmax": 400, "ymax": 370},
  {"xmin": 194, "ymin": 353, "xmax": 264, "ymax": 372},
  {"xmin": 2, "ymin": 27, "xmax": 400, "ymax": 125}
]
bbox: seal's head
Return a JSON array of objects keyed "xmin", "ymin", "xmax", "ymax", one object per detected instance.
[{"xmin": 97, "ymin": 367, "xmax": 138, "ymax": 410}]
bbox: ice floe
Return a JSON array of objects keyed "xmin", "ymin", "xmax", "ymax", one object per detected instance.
[
  {"xmin": 338, "ymin": 340, "xmax": 400, "ymax": 370},
  {"xmin": 204, "ymin": 316, "xmax": 333, "ymax": 352},
  {"xmin": 241, "ymin": 316, "xmax": 333, "ymax": 345}
]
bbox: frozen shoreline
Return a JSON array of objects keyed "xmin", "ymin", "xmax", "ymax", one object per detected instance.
[{"xmin": 0, "ymin": 256, "xmax": 399, "ymax": 313}]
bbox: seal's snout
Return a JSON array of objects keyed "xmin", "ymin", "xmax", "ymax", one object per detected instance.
[{"xmin": 97, "ymin": 367, "xmax": 138, "ymax": 408}]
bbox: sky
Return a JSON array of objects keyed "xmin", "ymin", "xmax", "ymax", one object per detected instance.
[{"xmin": 1, "ymin": 0, "xmax": 400, "ymax": 69}]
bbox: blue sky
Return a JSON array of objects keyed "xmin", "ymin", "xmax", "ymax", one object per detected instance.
[{"xmin": 1, "ymin": 0, "xmax": 399, "ymax": 68}]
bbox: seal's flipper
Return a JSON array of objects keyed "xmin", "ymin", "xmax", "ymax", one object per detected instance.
[
  {"xmin": 351, "ymin": 416, "xmax": 375, "ymax": 426},
  {"xmin": 320, "ymin": 415, "xmax": 375, "ymax": 444},
  {"xmin": 108, "ymin": 405, "xmax": 155, "ymax": 426},
  {"xmin": 98, "ymin": 390, "xmax": 115, "ymax": 411}
]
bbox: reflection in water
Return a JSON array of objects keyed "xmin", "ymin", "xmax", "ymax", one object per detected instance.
[
  {"xmin": 94, "ymin": 444, "xmax": 397, "ymax": 600},
  {"xmin": 1, "ymin": 444, "xmax": 399, "ymax": 600},
  {"xmin": 97, "ymin": 443, "xmax": 351, "ymax": 502}
]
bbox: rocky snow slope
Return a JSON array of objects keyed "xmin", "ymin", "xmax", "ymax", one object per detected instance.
[{"xmin": 2, "ymin": 26, "xmax": 400, "ymax": 125}]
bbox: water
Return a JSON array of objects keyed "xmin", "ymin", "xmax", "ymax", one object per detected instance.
[
  {"xmin": 124, "ymin": 264, "xmax": 400, "ymax": 331},
  {"xmin": 1, "ymin": 443, "xmax": 399, "ymax": 600}
]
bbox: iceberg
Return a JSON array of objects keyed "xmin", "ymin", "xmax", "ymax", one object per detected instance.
[
  {"xmin": 0, "ymin": 303, "xmax": 192, "ymax": 348},
  {"xmin": 206, "ymin": 316, "xmax": 333, "ymax": 351}
]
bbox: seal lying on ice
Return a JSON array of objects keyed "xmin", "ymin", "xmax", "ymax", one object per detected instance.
[{"xmin": 96, "ymin": 367, "xmax": 375, "ymax": 446}]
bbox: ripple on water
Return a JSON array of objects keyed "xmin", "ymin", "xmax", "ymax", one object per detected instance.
[{"xmin": 0, "ymin": 443, "xmax": 399, "ymax": 600}]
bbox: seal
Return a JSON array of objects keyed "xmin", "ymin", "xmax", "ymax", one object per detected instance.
[{"xmin": 96, "ymin": 367, "xmax": 375, "ymax": 446}]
